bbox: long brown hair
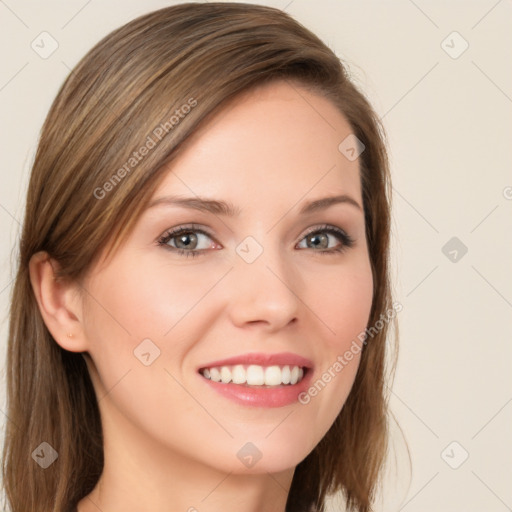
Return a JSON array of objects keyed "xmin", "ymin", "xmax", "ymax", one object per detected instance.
[{"xmin": 2, "ymin": 3, "xmax": 396, "ymax": 511}]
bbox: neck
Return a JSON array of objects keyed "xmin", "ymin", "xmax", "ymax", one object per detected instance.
[{"xmin": 76, "ymin": 399, "xmax": 294, "ymax": 512}]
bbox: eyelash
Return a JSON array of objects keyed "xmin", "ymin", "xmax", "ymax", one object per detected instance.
[{"xmin": 157, "ymin": 223, "xmax": 355, "ymax": 258}]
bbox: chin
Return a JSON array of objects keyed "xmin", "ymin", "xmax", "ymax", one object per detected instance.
[{"xmin": 209, "ymin": 437, "xmax": 313, "ymax": 475}]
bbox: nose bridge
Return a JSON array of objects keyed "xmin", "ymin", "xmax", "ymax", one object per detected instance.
[{"xmin": 227, "ymin": 233, "xmax": 301, "ymax": 328}]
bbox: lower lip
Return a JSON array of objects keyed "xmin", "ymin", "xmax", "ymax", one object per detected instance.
[{"xmin": 199, "ymin": 369, "xmax": 313, "ymax": 408}]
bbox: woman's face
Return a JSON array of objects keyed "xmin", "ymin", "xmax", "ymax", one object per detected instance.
[{"xmin": 80, "ymin": 80, "xmax": 373, "ymax": 474}]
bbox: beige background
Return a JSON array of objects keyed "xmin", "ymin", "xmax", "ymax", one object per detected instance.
[{"xmin": 1, "ymin": 1, "xmax": 511, "ymax": 510}]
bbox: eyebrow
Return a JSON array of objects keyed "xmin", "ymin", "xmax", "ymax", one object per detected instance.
[{"xmin": 147, "ymin": 193, "xmax": 363, "ymax": 216}]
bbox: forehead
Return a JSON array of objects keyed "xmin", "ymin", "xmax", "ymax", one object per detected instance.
[{"xmin": 153, "ymin": 80, "xmax": 362, "ymax": 215}]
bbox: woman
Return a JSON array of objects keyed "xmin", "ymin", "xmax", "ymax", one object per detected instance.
[{"xmin": 2, "ymin": 3, "xmax": 397, "ymax": 511}]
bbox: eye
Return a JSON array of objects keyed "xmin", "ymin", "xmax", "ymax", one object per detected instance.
[
  {"xmin": 296, "ymin": 224, "xmax": 355, "ymax": 255},
  {"xmin": 157, "ymin": 224, "xmax": 217, "ymax": 258}
]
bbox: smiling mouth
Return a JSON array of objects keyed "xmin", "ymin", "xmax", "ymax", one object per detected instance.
[{"xmin": 199, "ymin": 364, "xmax": 307, "ymax": 387}]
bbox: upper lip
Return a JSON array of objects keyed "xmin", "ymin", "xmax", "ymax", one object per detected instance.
[{"xmin": 198, "ymin": 352, "xmax": 314, "ymax": 371}]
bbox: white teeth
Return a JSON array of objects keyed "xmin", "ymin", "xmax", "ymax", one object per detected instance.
[
  {"xmin": 220, "ymin": 366, "xmax": 231, "ymax": 383},
  {"xmin": 209, "ymin": 367, "xmax": 221, "ymax": 382},
  {"xmin": 200, "ymin": 364, "xmax": 306, "ymax": 386},
  {"xmin": 264, "ymin": 365, "xmax": 282, "ymax": 386},
  {"xmin": 290, "ymin": 365, "xmax": 299, "ymax": 385},
  {"xmin": 231, "ymin": 364, "xmax": 246, "ymax": 384},
  {"xmin": 246, "ymin": 365, "xmax": 265, "ymax": 385},
  {"xmin": 281, "ymin": 365, "xmax": 291, "ymax": 384}
]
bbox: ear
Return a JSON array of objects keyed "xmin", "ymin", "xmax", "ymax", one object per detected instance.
[{"xmin": 28, "ymin": 251, "xmax": 88, "ymax": 353}]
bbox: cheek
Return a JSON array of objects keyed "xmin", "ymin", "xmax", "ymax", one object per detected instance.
[
  {"xmin": 315, "ymin": 258, "xmax": 374, "ymax": 351},
  {"xmin": 80, "ymin": 261, "xmax": 218, "ymax": 456},
  {"xmin": 304, "ymin": 257, "xmax": 373, "ymax": 422},
  {"xmin": 81, "ymin": 256, "xmax": 233, "ymax": 408},
  {"xmin": 84, "ymin": 257, "xmax": 223, "ymax": 344}
]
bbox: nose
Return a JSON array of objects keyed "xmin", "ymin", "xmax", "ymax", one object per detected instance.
[{"xmin": 226, "ymin": 243, "xmax": 301, "ymax": 332}]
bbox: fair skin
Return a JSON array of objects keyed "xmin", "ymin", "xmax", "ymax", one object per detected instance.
[{"xmin": 30, "ymin": 80, "xmax": 373, "ymax": 512}]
